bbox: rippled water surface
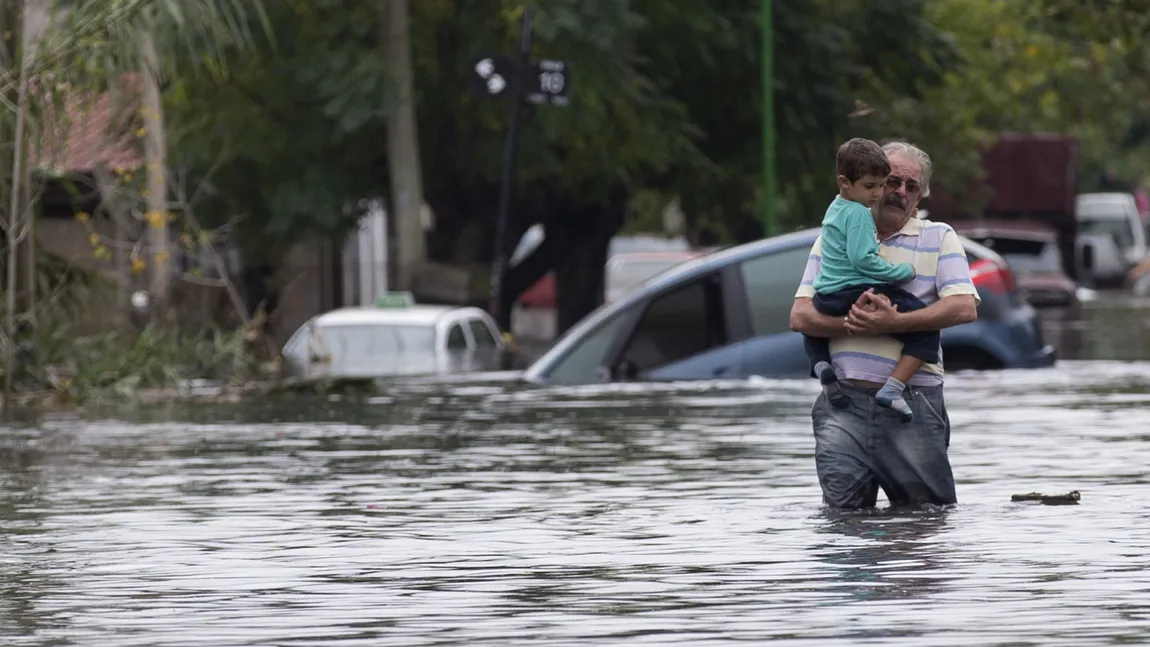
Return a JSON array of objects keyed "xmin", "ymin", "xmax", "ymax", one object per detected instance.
[{"xmin": 4, "ymin": 319, "xmax": 1150, "ymax": 644}]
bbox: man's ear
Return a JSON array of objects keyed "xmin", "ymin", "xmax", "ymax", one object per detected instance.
[{"xmin": 836, "ymin": 175, "xmax": 851, "ymax": 191}]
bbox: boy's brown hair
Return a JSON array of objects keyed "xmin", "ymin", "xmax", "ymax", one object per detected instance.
[{"xmin": 836, "ymin": 138, "xmax": 890, "ymax": 183}]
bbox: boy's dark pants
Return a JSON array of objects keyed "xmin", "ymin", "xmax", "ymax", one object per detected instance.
[{"xmin": 803, "ymin": 283, "xmax": 940, "ymax": 376}]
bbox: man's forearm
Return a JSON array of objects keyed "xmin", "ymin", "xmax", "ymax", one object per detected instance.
[
  {"xmin": 790, "ymin": 297, "xmax": 849, "ymax": 337},
  {"xmin": 892, "ymin": 294, "xmax": 978, "ymax": 332}
]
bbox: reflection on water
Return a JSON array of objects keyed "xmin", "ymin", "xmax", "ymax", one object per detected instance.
[
  {"xmin": 1040, "ymin": 292, "xmax": 1150, "ymax": 360},
  {"xmin": 3, "ymin": 308, "xmax": 1150, "ymax": 644}
]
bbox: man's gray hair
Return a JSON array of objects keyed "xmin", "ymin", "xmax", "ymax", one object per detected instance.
[{"xmin": 882, "ymin": 141, "xmax": 932, "ymax": 198}]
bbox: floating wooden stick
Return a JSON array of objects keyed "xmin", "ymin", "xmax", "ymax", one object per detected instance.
[{"xmin": 1011, "ymin": 491, "xmax": 1081, "ymax": 505}]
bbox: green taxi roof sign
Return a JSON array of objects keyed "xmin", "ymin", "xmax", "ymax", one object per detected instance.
[{"xmin": 376, "ymin": 291, "xmax": 415, "ymax": 308}]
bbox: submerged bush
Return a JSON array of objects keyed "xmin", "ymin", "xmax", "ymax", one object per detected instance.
[
  {"xmin": 8, "ymin": 321, "xmax": 262, "ymax": 403},
  {"xmin": 2, "ymin": 250, "xmax": 270, "ymax": 405}
]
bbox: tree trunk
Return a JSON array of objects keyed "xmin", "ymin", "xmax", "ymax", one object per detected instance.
[
  {"xmin": 555, "ymin": 234, "xmax": 611, "ymax": 335},
  {"xmin": 3, "ymin": 0, "xmax": 30, "ymax": 408},
  {"xmin": 381, "ymin": 0, "xmax": 426, "ymax": 291},
  {"xmin": 553, "ymin": 193, "xmax": 628, "ymax": 335},
  {"xmin": 141, "ymin": 32, "xmax": 171, "ymax": 322},
  {"xmin": 18, "ymin": 0, "xmax": 41, "ymax": 320}
]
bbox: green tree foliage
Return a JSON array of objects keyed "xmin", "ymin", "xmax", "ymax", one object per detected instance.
[
  {"xmin": 859, "ymin": 0, "xmax": 1150, "ymax": 203},
  {"xmin": 628, "ymin": 0, "xmax": 957, "ymax": 239},
  {"xmin": 165, "ymin": 0, "xmax": 391, "ymax": 263},
  {"xmin": 157, "ymin": 0, "xmax": 1150, "ymax": 329},
  {"xmin": 162, "ymin": 1, "xmax": 955, "ymax": 314}
]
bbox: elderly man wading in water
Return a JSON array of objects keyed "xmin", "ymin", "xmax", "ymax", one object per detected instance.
[{"xmin": 789, "ymin": 141, "xmax": 979, "ymax": 509}]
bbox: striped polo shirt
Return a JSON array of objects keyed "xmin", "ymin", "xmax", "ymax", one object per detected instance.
[{"xmin": 794, "ymin": 216, "xmax": 980, "ymax": 386}]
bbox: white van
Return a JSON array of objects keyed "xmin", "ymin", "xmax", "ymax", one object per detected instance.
[{"xmin": 1076, "ymin": 192, "xmax": 1148, "ymax": 281}]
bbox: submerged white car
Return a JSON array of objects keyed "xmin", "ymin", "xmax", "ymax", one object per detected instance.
[{"xmin": 281, "ymin": 294, "xmax": 505, "ymax": 379}]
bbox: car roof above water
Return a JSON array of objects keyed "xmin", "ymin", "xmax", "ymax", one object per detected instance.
[
  {"xmin": 595, "ymin": 226, "xmax": 1001, "ymax": 313},
  {"xmin": 951, "ymin": 219, "xmax": 1059, "ymax": 242},
  {"xmin": 314, "ymin": 305, "xmax": 465, "ymax": 327},
  {"xmin": 1077, "ymin": 192, "xmax": 1137, "ymax": 218}
]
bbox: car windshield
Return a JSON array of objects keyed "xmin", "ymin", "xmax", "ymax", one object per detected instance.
[
  {"xmin": 607, "ymin": 258, "xmax": 690, "ymax": 295},
  {"xmin": 318, "ymin": 324, "xmax": 436, "ymax": 363},
  {"xmin": 1080, "ymin": 217, "xmax": 1136, "ymax": 249},
  {"xmin": 971, "ymin": 237, "xmax": 1062, "ymax": 273}
]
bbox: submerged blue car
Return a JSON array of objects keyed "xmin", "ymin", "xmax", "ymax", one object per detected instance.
[{"xmin": 523, "ymin": 228, "xmax": 1057, "ymax": 384}]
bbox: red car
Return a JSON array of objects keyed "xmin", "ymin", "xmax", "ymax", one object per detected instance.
[{"xmin": 951, "ymin": 220, "xmax": 1078, "ymax": 308}]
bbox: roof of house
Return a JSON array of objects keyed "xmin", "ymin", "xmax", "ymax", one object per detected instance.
[{"xmin": 28, "ymin": 77, "xmax": 142, "ymax": 175}]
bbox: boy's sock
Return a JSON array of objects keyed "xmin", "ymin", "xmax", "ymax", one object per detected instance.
[
  {"xmin": 814, "ymin": 361, "xmax": 849, "ymax": 409},
  {"xmin": 875, "ymin": 377, "xmax": 913, "ymax": 423}
]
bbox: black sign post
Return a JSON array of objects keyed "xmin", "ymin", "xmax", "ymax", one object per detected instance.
[
  {"xmin": 487, "ymin": 6, "xmax": 533, "ymax": 332},
  {"xmin": 469, "ymin": 6, "xmax": 572, "ymax": 331}
]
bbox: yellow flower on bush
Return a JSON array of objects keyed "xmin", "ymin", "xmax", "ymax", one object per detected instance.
[
  {"xmin": 76, "ymin": 211, "xmax": 90, "ymax": 222},
  {"xmin": 131, "ymin": 256, "xmax": 146, "ymax": 275},
  {"xmin": 147, "ymin": 210, "xmax": 165, "ymax": 229}
]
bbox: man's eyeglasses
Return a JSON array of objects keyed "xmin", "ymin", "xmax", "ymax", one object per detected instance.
[{"xmin": 885, "ymin": 175, "xmax": 921, "ymax": 195}]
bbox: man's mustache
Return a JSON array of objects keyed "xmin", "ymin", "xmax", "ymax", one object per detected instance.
[{"xmin": 883, "ymin": 194, "xmax": 908, "ymax": 210}]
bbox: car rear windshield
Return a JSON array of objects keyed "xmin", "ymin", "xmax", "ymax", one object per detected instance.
[
  {"xmin": 970, "ymin": 237, "xmax": 1061, "ymax": 273},
  {"xmin": 320, "ymin": 324, "xmax": 436, "ymax": 362}
]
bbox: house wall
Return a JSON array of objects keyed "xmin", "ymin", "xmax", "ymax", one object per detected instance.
[
  {"xmin": 36, "ymin": 216, "xmax": 401, "ymax": 351},
  {"xmin": 271, "ymin": 241, "xmax": 339, "ymax": 348}
]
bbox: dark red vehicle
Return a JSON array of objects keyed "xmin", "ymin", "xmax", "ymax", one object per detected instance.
[{"xmin": 952, "ymin": 220, "xmax": 1078, "ymax": 308}]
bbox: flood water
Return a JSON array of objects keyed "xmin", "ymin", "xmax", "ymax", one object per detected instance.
[{"xmin": 2, "ymin": 296, "xmax": 1150, "ymax": 646}]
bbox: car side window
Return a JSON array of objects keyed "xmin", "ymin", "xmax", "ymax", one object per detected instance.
[
  {"xmin": 618, "ymin": 273, "xmax": 727, "ymax": 374},
  {"xmin": 739, "ymin": 246, "xmax": 814, "ymax": 336},
  {"xmin": 548, "ymin": 308, "xmax": 634, "ymax": 384},
  {"xmin": 447, "ymin": 324, "xmax": 468, "ymax": 350},
  {"xmin": 467, "ymin": 319, "xmax": 498, "ymax": 349}
]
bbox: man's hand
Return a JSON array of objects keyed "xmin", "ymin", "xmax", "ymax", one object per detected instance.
[
  {"xmin": 854, "ymin": 289, "xmax": 887, "ymax": 314},
  {"xmin": 845, "ymin": 291, "xmax": 977, "ymax": 336},
  {"xmin": 846, "ymin": 292, "xmax": 901, "ymax": 335}
]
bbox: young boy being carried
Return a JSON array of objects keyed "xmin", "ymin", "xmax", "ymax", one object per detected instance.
[{"xmin": 803, "ymin": 138, "xmax": 939, "ymax": 423}]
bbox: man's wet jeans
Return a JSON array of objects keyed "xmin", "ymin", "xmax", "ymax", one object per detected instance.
[{"xmin": 812, "ymin": 381, "xmax": 957, "ymax": 508}]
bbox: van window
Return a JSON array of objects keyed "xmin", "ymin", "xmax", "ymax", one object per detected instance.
[{"xmin": 1080, "ymin": 218, "xmax": 1136, "ymax": 250}]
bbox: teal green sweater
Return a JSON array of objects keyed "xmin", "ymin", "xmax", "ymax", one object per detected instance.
[{"xmin": 813, "ymin": 196, "xmax": 915, "ymax": 294}]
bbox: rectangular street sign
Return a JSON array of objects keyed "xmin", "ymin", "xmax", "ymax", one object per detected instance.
[{"xmin": 526, "ymin": 59, "xmax": 571, "ymax": 106}]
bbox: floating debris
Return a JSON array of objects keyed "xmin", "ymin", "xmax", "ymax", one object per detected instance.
[{"xmin": 1011, "ymin": 491, "xmax": 1081, "ymax": 505}]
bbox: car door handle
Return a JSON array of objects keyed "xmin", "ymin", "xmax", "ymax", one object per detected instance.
[{"xmin": 712, "ymin": 365, "xmax": 729, "ymax": 377}]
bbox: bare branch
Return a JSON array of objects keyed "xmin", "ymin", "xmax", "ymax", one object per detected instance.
[{"xmin": 179, "ymin": 272, "xmax": 228, "ymax": 288}]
